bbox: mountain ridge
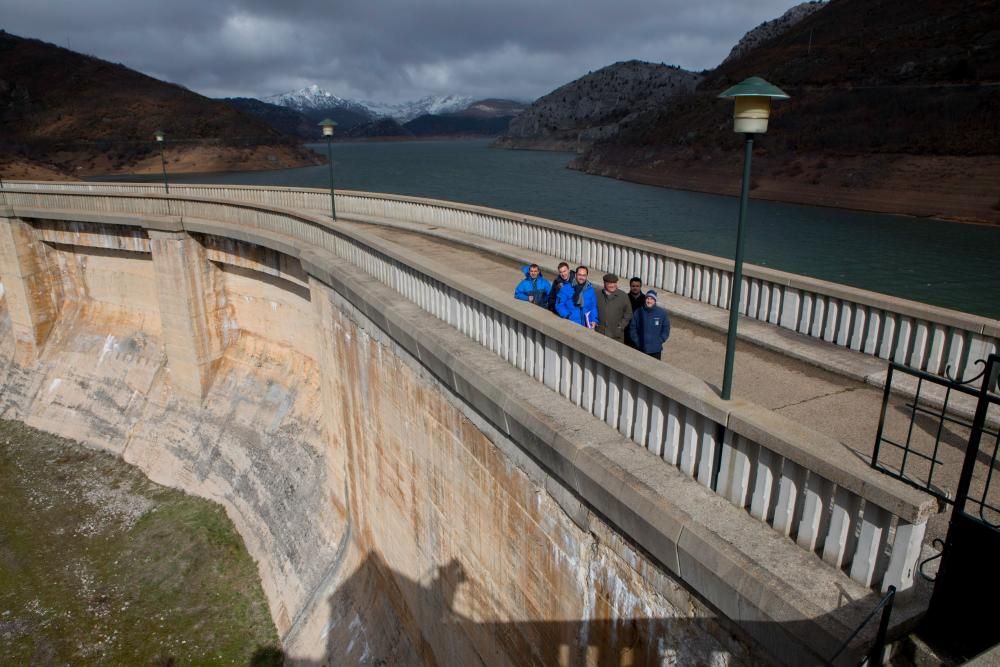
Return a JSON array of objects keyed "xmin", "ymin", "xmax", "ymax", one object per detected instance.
[
  {"xmin": 0, "ymin": 31, "xmax": 321, "ymax": 177},
  {"xmin": 498, "ymin": 0, "xmax": 1000, "ymax": 224},
  {"xmin": 262, "ymin": 84, "xmax": 524, "ymax": 125}
]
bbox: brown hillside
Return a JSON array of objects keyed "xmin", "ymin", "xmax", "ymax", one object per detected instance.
[
  {"xmin": 572, "ymin": 0, "xmax": 1000, "ymax": 223},
  {"xmin": 0, "ymin": 31, "xmax": 322, "ymax": 177}
]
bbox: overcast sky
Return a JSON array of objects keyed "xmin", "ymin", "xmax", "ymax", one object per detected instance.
[{"xmin": 2, "ymin": 0, "xmax": 802, "ymax": 103}]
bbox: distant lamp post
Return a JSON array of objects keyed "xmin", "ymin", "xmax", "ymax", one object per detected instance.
[
  {"xmin": 319, "ymin": 118, "xmax": 338, "ymax": 220},
  {"xmin": 718, "ymin": 76, "xmax": 789, "ymax": 401},
  {"xmin": 153, "ymin": 129, "xmax": 170, "ymax": 194}
]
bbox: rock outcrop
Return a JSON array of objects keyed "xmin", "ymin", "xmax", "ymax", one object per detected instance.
[{"xmin": 495, "ymin": 60, "xmax": 701, "ymax": 150}]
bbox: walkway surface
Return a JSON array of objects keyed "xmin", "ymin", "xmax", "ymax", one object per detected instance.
[{"xmin": 338, "ymin": 214, "xmax": 997, "ymax": 545}]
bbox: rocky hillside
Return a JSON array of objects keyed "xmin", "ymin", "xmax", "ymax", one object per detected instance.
[
  {"xmin": 569, "ymin": 0, "xmax": 1000, "ymax": 223},
  {"xmin": 0, "ymin": 31, "xmax": 321, "ymax": 178},
  {"xmin": 722, "ymin": 1, "xmax": 825, "ymax": 64},
  {"xmin": 495, "ymin": 60, "xmax": 701, "ymax": 150},
  {"xmin": 223, "ymin": 97, "xmax": 318, "ymax": 139}
]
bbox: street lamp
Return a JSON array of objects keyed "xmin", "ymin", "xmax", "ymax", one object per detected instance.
[
  {"xmin": 318, "ymin": 118, "xmax": 338, "ymax": 220},
  {"xmin": 718, "ymin": 76, "xmax": 789, "ymax": 401},
  {"xmin": 153, "ymin": 129, "xmax": 170, "ymax": 194}
]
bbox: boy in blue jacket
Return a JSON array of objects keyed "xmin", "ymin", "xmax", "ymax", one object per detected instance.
[
  {"xmin": 514, "ymin": 264, "xmax": 552, "ymax": 308},
  {"xmin": 556, "ymin": 265, "xmax": 599, "ymax": 328},
  {"xmin": 628, "ymin": 290, "xmax": 671, "ymax": 359}
]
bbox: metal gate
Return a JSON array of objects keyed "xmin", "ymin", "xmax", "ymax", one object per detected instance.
[{"xmin": 873, "ymin": 353, "xmax": 1000, "ymax": 659}]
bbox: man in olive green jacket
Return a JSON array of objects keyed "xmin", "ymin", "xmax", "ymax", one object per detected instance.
[{"xmin": 595, "ymin": 273, "xmax": 632, "ymax": 344}]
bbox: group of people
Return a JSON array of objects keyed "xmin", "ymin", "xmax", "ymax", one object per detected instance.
[{"xmin": 514, "ymin": 262, "xmax": 671, "ymax": 359}]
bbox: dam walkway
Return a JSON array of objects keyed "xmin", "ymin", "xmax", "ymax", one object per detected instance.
[{"xmin": 340, "ymin": 214, "xmax": 968, "ymax": 546}]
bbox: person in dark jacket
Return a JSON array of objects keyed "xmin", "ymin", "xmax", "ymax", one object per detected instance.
[
  {"xmin": 556, "ymin": 265, "xmax": 599, "ymax": 328},
  {"xmin": 514, "ymin": 264, "xmax": 552, "ymax": 308},
  {"xmin": 625, "ymin": 276, "xmax": 643, "ymax": 348},
  {"xmin": 627, "ymin": 277, "xmax": 645, "ymax": 313},
  {"xmin": 595, "ymin": 273, "xmax": 631, "ymax": 343},
  {"xmin": 628, "ymin": 290, "xmax": 671, "ymax": 359},
  {"xmin": 548, "ymin": 262, "xmax": 575, "ymax": 314}
]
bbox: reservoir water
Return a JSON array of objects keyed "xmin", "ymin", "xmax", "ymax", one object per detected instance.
[{"xmin": 111, "ymin": 139, "xmax": 999, "ymax": 318}]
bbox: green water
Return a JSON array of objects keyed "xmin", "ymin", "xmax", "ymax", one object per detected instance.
[{"xmin": 113, "ymin": 139, "xmax": 1000, "ymax": 318}]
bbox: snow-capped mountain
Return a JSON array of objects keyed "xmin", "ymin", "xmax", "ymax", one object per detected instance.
[
  {"xmin": 360, "ymin": 95, "xmax": 474, "ymax": 123},
  {"xmin": 263, "ymin": 85, "xmax": 473, "ymax": 123},
  {"xmin": 262, "ymin": 84, "xmax": 372, "ymax": 118}
]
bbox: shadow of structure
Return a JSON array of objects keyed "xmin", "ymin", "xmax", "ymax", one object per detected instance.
[{"xmin": 248, "ymin": 551, "xmax": 906, "ymax": 667}]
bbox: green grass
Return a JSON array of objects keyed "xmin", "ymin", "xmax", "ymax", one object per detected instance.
[{"xmin": 0, "ymin": 419, "xmax": 282, "ymax": 665}]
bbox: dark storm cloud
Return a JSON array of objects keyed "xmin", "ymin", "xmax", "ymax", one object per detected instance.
[{"xmin": 1, "ymin": 0, "xmax": 801, "ymax": 102}]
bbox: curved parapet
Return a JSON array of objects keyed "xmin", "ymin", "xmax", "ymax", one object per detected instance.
[{"xmin": 9, "ymin": 179, "xmax": 998, "ymax": 383}]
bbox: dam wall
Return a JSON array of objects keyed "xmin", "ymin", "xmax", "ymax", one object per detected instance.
[{"xmin": 0, "ymin": 190, "xmax": 937, "ymax": 664}]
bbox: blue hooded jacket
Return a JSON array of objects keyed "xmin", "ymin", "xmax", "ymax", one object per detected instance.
[
  {"xmin": 514, "ymin": 266, "xmax": 553, "ymax": 308},
  {"xmin": 628, "ymin": 304, "xmax": 671, "ymax": 354},
  {"xmin": 556, "ymin": 280, "xmax": 599, "ymax": 327}
]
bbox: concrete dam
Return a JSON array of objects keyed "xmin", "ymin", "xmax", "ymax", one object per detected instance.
[{"xmin": 2, "ymin": 182, "xmax": 994, "ymax": 664}]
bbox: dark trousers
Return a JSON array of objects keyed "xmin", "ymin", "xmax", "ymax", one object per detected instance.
[{"xmin": 647, "ymin": 352, "xmax": 662, "ymax": 360}]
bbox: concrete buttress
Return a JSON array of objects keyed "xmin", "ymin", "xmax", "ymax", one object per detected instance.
[
  {"xmin": 149, "ymin": 230, "xmax": 225, "ymax": 398},
  {"xmin": 0, "ymin": 216, "xmax": 59, "ymax": 361}
]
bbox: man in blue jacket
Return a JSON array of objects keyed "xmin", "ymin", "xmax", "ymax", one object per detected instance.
[
  {"xmin": 548, "ymin": 262, "xmax": 574, "ymax": 314},
  {"xmin": 514, "ymin": 264, "xmax": 552, "ymax": 308},
  {"xmin": 628, "ymin": 290, "xmax": 671, "ymax": 359},
  {"xmin": 556, "ymin": 265, "xmax": 599, "ymax": 328}
]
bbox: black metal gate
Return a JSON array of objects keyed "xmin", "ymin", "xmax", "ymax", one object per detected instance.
[{"xmin": 873, "ymin": 353, "xmax": 1000, "ymax": 659}]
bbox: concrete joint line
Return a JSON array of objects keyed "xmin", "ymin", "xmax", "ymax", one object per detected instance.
[{"xmin": 772, "ymin": 386, "xmax": 858, "ymax": 412}]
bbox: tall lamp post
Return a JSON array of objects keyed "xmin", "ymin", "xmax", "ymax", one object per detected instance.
[
  {"xmin": 153, "ymin": 129, "xmax": 170, "ymax": 194},
  {"xmin": 319, "ymin": 118, "xmax": 338, "ymax": 220},
  {"xmin": 718, "ymin": 76, "xmax": 789, "ymax": 401}
]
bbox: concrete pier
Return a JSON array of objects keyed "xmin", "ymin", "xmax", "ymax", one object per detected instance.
[
  {"xmin": 148, "ymin": 230, "xmax": 226, "ymax": 398},
  {"xmin": 0, "ymin": 214, "xmax": 59, "ymax": 361}
]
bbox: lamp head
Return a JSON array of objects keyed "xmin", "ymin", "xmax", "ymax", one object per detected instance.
[
  {"xmin": 154, "ymin": 130, "xmax": 165, "ymax": 142},
  {"xmin": 318, "ymin": 118, "xmax": 337, "ymax": 137},
  {"xmin": 718, "ymin": 76, "xmax": 789, "ymax": 134}
]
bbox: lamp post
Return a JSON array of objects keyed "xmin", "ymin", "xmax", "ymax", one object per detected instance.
[
  {"xmin": 318, "ymin": 118, "xmax": 338, "ymax": 220},
  {"xmin": 153, "ymin": 129, "xmax": 170, "ymax": 194},
  {"xmin": 718, "ymin": 76, "xmax": 789, "ymax": 401}
]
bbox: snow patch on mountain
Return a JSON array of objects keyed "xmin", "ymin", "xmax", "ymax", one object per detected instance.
[{"xmin": 263, "ymin": 85, "xmax": 473, "ymax": 122}]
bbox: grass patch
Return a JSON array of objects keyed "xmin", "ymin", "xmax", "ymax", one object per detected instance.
[{"xmin": 0, "ymin": 418, "xmax": 281, "ymax": 664}]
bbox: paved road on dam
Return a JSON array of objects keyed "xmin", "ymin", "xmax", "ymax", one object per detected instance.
[{"xmin": 339, "ymin": 215, "xmax": 991, "ymax": 544}]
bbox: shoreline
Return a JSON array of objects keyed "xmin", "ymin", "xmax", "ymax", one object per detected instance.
[
  {"xmin": 567, "ymin": 161, "xmax": 1000, "ymax": 229},
  {"xmin": 492, "ymin": 141, "xmax": 1000, "ymax": 227}
]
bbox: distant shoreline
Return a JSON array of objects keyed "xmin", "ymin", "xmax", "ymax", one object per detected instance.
[{"xmin": 492, "ymin": 141, "xmax": 1000, "ymax": 227}]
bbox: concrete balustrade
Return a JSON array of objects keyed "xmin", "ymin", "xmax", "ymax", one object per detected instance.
[
  {"xmin": 8, "ymin": 179, "xmax": 997, "ymax": 384},
  {"xmin": 0, "ymin": 187, "xmax": 937, "ymax": 599}
]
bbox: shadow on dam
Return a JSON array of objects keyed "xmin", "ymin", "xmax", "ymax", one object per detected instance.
[{"xmin": 242, "ymin": 552, "xmax": 907, "ymax": 666}]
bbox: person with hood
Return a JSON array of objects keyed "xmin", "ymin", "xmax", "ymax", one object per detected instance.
[
  {"xmin": 556, "ymin": 265, "xmax": 599, "ymax": 328},
  {"xmin": 548, "ymin": 261, "xmax": 575, "ymax": 314},
  {"xmin": 514, "ymin": 264, "xmax": 552, "ymax": 308},
  {"xmin": 628, "ymin": 290, "xmax": 671, "ymax": 359},
  {"xmin": 595, "ymin": 273, "xmax": 631, "ymax": 343}
]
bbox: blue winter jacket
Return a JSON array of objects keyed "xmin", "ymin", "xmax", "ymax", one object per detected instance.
[
  {"xmin": 547, "ymin": 271, "xmax": 575, "ymax": 313},
  {"xmin": 556, "ymin": 281, "xmax": 599, "ymax": 327},
  {"xmin": 514, "ymin": 266, "xmax": 553, "ymax": 308},
  {"xmin": 628, "ymin": 305, "xmax": 671, "ymax": 354}
]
